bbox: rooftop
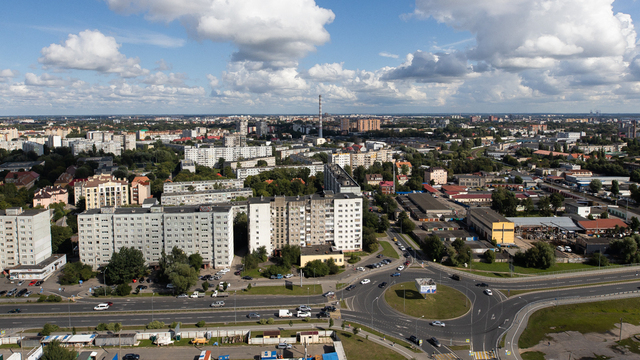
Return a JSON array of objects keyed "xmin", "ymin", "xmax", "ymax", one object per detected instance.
[
  {"xmin": 468, "ymin": 207, "xmax": 512, "ymax": 225},
  {"xmin": 406, "ymin": 193, "xmax": 451, "ymax": 212},
  {"xmin": 300, "ymin": 244, "xmax": 342, "ymax": 256},
  {"xmin": 506, "ymin": 216, "xmax": 581, "ymax": 232},
  {"xmin": 578, "ymin": 218, "xmax": 628, "ymax": 230}
]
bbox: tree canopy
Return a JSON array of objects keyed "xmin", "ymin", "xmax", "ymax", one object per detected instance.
[
  {"xmin": 491, "ymin": 187, "xmax": 518, "ymax": 216},
  {"xmin": 105, "ymin": 247, "xmax": 146, "ymax": 285}
]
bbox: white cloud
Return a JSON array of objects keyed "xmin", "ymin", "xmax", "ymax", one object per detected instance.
[
  {"xmin": 306, "ymin": 63, "xmax": 356, "ymax": 82},
  {"xmin": 114, "ymin": 29, "xmax": 185, "ymax": 48},
  {"xmin": 39, "ymin": 30, "xmax": 149, "ymax": 78},
  {"xmin": 24, "ymin": 73, "xmax": 71, "ymax": 87},
  {"xmin": 141, "ymin": 72, "xmax": 188, "ymax": 86},
  {"xmin": 0, "ymin": 69, "xmax": 18, "ymax": 82},
  {"xmin": 221, "ymin": 61, "xmax": 309, "ymax": 94},
  {"xmin": 106, "ymin": 0, "xmax": 335, "ymax": 63},
  {"xmin": 383, "ymin": 51, "xmax": 471, "ymax": 82},
  {"xmin": 379, "ymin": 52, "xmax": 399, "ymax": 59},
  {"xmin": 154, "ymin": 59, "xmax": 172, "ymax": 71},
  {"xmin": 207, "ymin": 74, "xmax": 219, "ymax": 88}
]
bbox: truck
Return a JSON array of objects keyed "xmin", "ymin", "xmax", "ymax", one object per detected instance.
[
  {"xmin": 278, "ymin": 309, "xmax": 293, "ymax": 318},
  {"xmin": 190, "ymin": 291, "xmax": 205, "ymax": 298},
  {"xmin": 211, "ymin": 290, "xmax": 229, "ymax": 298}
]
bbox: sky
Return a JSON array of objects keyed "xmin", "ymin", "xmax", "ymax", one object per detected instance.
[{"xmin": 1, "ymin": 0, "xmax": 640, "ymax": 116}]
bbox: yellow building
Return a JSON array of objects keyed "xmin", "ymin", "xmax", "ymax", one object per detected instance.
[
  {"xmin": 300, "ymin": 244, "xmax": 345, "ymax": 268},
  {"xmin": 466, "ymin": 208, "xmax": 514, "ymax": 244}
]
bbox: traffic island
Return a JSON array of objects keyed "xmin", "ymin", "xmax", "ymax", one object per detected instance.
[{"xmin": 384, "ymin": 281, "xmax": 468, "ymax": 319}]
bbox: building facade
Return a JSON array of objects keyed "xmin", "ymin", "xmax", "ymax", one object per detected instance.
[
  {"xmin": 0, "ymin": 207, "xmax": 52, "ymax": 273},
  {"xmin": 324, "ymin": 164, "xmax": 362, "ymax": 195},
  {"xmin": 184, "ymin": 145, "xmax": 273, "ymax": 167},
  {"xmin": 130, "ymin": 176, "xmax": 152, "ymax": 205},
  {"xmin": 248, "ymin": 193, "xmax": 362, "ymax": 255},
  {"xmin": 356, "ymin": 119, "xmax": 381, "ymax": 132},
  {"xmin": 424, "ymin": 167, "xmax": 448, "ymax": 185},
  {"xmin": 33, "ymin": 186, "xmax": 69, "ymax": 208},
  {"xmin": 161, "ymin": 188, "xmax": 253, "ymax": 206},
  {"xmin": 163, "ymin": 179, "xmax": 245, "ymax": 193},
  {"xmin": 75, "ymin": 174, "xmax": 129, "ymax": 209},
  {"xmin": 466, "ymin": 208, "xmax": 514, "ymax": 244},
  {"xmin": 78, "ymin": 205, "xmax": 234, "ymax": 270}
]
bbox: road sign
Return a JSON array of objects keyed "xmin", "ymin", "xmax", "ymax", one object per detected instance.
[{"xmin": 466, "ymin": 339, "xmax": 470, "ymax": 343}]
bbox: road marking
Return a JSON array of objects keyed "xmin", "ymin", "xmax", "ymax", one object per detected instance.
[
  {"xmin": 472, "ymin": 350, "xmax": 496, "ymax": 359},
  {"xmin": 434, "ymin": 353, "xmax": 458, "ymax": 360}
]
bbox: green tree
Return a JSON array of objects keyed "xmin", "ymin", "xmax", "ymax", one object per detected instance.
[
  {"xmin": 484, "ymin": 250, "xmax": 495, "ymax": 264},
  {"xmin": 401, "ymin": 217, "xmax": 415, "ymax": 233},
  {"xmin": 589, "ymin": 179, "xmax": 603, "ymax": 193},
  {"xmin": 513, "ymin": 175, "xmax": 523, "ymax": 184},
  {"xmin": 421, "ymin": 235, "xmax": 446, "ymax": 262},
  {"xmin": 630, "ymin": 217, "xmax": 640, "ymax": 232},
  {"xmin": 168, "ymin": 263, "xmax": 199, "ymax": 294},
  {"xmin": 280, "ymin": 244, "xmax": 301, "ymax": 268},
  {"xmin": 106, "ymin": 247, "xmax": 146, "ymax": 285},
  {"xmin": 189, "ymin": 253, "xmax": 203, "ymax": 270},
  {"xmin": 202, "ymin": 281, "xmax": 209, "ymax": 291},
  {"xmin": 196, "ymin": 320, "xmax": 206, "ymax": 328},
  {"xmin": 115, "ymin": 284, "xmax": 132, "ymax": 296},
  {"xmin": 41, "ymin": 340, "xmax": 78, "ymax": 360},
  {"xmin": 550, "ymin": 193, "xmax": 565, "ymax": 215},
  {"xmin": 377, "ymin": 215, "xmax": 390, "ymax": 233},
  {"xmin": 521, "ymin": 197, "xmax": 534, "ymax": 214},
  {"xmin": 41, "ymin": 323, "xmax": 60, "ymax": 336},
  {"xmin": 611, "ymin": 180, "xmax": 620, "ymax": 197},
  {"xmin": 610, "ymin": 237, "xmax": 639, "ymax": 264},
  {"xmin": 491, "ymin": 187, "xmax": 518, "ymax": 216},
  {"xmin": 588, "ymin": 252, "xmax": 609, "ymax": 266},
  {"xmin": 51, "ymin": 225, "xmax": 73, "ymax": 254},
  {"xmin": 327, "ymin": 258, "xmax": 340, "ymax": 275},
  {"xmin": 60, "ymin": 262, "xmax": 95, "ymax": 285},
  {"xmin": 514, "ymin": 242, "xmax": 556, "ymax": 269},
  {"xmin": 303, "ymin": 260, "xmax": 330, "ymax": 277},
  {"xmin": 537, "ymin": 196, "xmax": 552, "ymax": 216}
]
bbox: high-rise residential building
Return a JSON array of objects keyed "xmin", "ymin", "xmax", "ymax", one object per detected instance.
[
  {"xmin": 257, "ymin": 121, "xmax": 269, "ymax": 137},
  {"xmin": 236, "ymin": 119, "xmax": 248, "ymax": 136},
  {"xmin": 248, "ymin": 192, "xmax": 362, "ymax": 255},
  {"xmin": 340, "ymin": 118, "xmax": 350, "ymax": 132},
  {"xmin": 161, "ymin": 188, "xmax": 253, "ymax": 206},
  {"xmin": 163, "ymin": 179, "xmax": 245, "ymax": 193},
  {"xmin": 224, "ymin": 134, "xmax": 247, "ymax": 147},
  {"xmin": 183, "ymin": 145, "xmax": 273, "ymax": 167},
  {"xmin": 356, "ymin": 119, "xmax": 381, "ymax": 132},
  {"xmin": 329, "ymin": 149, "xmax": 391, "ymax": 170},
  {"xmin": 324, "ymin": 164, "xmax": 362, "ymax": 196},
  {"xmin": 74, "ymin": 174, "xmax": 129, "ymax": 209},
  {"xmin": 77, "ymin": 205, "xmax": 234, "ymax": 270},
  {"xmin": 0, "ymin": 207, "xmax": 52, "ymax": 272},
  {"xmin": 47, "ymin": 135, "xmax": 62, "ymax": 148},
  {"xmin": 130, "ymin": 176, "xmax": 152, "ymax": 205}
]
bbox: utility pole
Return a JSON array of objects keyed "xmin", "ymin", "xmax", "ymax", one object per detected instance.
[{"xmin": 620, "ymin": 318, "xmax": 623, "ymax": 341}]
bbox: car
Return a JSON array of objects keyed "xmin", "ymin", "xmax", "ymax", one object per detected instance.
[
  {"xmin": 409, "ymin": 335, "xmax": 422, "ymax": 346},
  {"xmin": 23, "ymin": 291, "xmax": 32, "ymax": 297},
  {"xmin": 234, "ymin": 270, "xmax": 241, "ymax": 276},
  {"xmin": 213, "ymin": 275, "xmax": 222, "ymax": 280},
  {"xmin": 122, "ymin": 354, "xmax": 140, "ymax": 360},
  {"xmin": 476, "ymin": 282, "xmax": 489, "ymax": 287},
  {"xmin": 28, "ymin": 280, "xmax": 37, "ymax": 286},
  {"xmin": 356, "ymin": 267, "xmax": 365, "ymax": 271},
  {"xmin": 297, "ymin": 311, "xmax": 312, "ymax": 318},
  {"xmin": 360, "ymin": 279, "xmax": 371, "ymax": 285},
  {"xmin": 220, "ymin": 268, "xmax": 230, "ymax": 273},
  {"xmin": 451, "ymin": 274, "xmax": 461, "ymax": 281},
  {"xmin": 242, "ymin": 276, "xmax": 253, "ymax": 280},
  {"xmin": 35, "ymin": 281, "xmax": 43, "ymax": 286},
  {"xmin": 431, "ymin": 321, "xmax": 445, "ymax": 327},
  {"xmin": 8, "ymin": 308, "xmax": 21, "ymax": 313},
  {"xmin": 17, "ymin": 281, "xmax": 24, "ymax": 286},
  {"xmin": 323, "ymin": 291, "xmax": 335, "ymax": 297},
  {"xmin": 484, "ymin": 289, "xmax": 493, "ymax": 296},
  {"xmin": 94, "ymin": 303, "xmax": 111, "ymax": 311},
  {"xmin": 378, "ymin": 282, "xmax": 388, "ymax": 288},
  {"xmin": 317, "ymin": 311, "xmax": 330, "ymax": 318},
  {"xmin": 429, "ymin": 337, "xmax": 441, "ymax": 348},
  {"xmin": 277, "ymin": 343, "xmax": 292, "ymax": 349},
  {"xmin": 383, "ymin": 259, "xmax": 392, "ymax": 264},
  {"xmin": 284, "ymin": 274, "xmax": 294, "ymax": 278},
  {"xmin": 166, "ymin": 283, "xmax": 175, "ymax": 289},
  {"xmin": 247, "ymin": 313, "xmax": 260, "ymax": 319},
  {"xmin": 391, "ymin": 273, "xmax": 401, "ymax": 277},
  {"xmin": 346, "ymin": 285, "xmax": 356, "ymax": 291},
  {"xmin": 397, "ymin": 265, "xmax": 405, "ymax": 271},
  {"xmin": 210, "ymin": 301, "xmax": 225, "ymax": 307},
  {"xmin": 270, "ymin": 274, "xmax": 283, "ymax": 280},
  {"xmin": 298, "ymin": 305, "xmax": 311, "ymax": 312},
  {"xmin": 556, "ymin": 246, "xmax": 564, "ymax": 252},
  {"xmin": 6, "ymin": 288, "xmax": 17, "ymax": 297},
  {"xmin": 376, "ymin": 254, "xmax": 384, "ymax": 258},
  {"xmin": 176, "ymin": 294, "xmax": 189, "ymax": 298},
  {"xmin": 17, "ymin": 289, "xmax": 28, "ymax": 297},
  {"xmin": 565, "ymin": 246, "xmax": 572, "ymax": 253},
  {"xmin": 404, "ymin": 261, "xmax": 410, "ymax": 266},
  {"xmin": 138, "ymin": 277, "xmax": 145, "ymax": 283},
  {"xmin": 0, "ymin": 290, "xmax": 6, "ymax": 296},
  {"xmin": 323, "ymin": 305, "xmax": 337, "ymax": 312},
  {"xmin": 136, "ymin": 285, "xmax": 148, "ymax": 290},
  {"xmin": 146, "ymin": 278, "xmax": 152, "ymax": 283}
]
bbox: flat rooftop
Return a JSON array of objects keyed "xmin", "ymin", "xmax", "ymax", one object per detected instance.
[
  {"xmin": 301, "ymin": 244, "xmax": 342, "ymax": 256},
  {"xmin": 405, "ymin": 193, "xmax": 451, "ymax": 212},
  {"xmin": 468, "ymin": 207, "xmax": 511, "ymax": 225}
]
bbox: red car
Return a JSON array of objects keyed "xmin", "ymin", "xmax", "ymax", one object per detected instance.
[
  {"xmin": 28, "ymin": 280, "xmax": 37, "ymax": 286},
  {"xmin": 404, "ymin": 261, "xmax": 410, "ymax": 266}
]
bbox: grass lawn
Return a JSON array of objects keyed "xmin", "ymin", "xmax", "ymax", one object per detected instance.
[
  {"xmin": 242, "ymin": 284, "xmax": 322, "ymax": 296},
  {"xmin": 240, "ymin": 268, "xmax": 267, "ymax": 279},
  {"xmin": 338, "ymin": 331, "xmax": 406, "ymax": 360},
  {"xmin": 449, "ymin": 345, "xmax": 470, "ymax": 350},
  {"xmin": 457, "ymin": 262, "xmax": 603, "ymax": 276},
  {"xmin": 519, "ymin": 298, "xmax": 640, "ymax": 349},
  {"xmin": 379, "ymin": 241, "xmax": 399, "ymax": 259},
  {"xmin": 502, "ymin": 278, "xmax": 640, "ymax": 297},
  {"xmin": 613, "ymin": 337, "xmax": 640, "ymax": 355},
  {"xmin": 521, "ymin": 351, "xmax": 546, "ymax": 360},
  {"xmin": 337, "ymin": 283, "xmax": 348, "ymax": 290},
  {"xmin": 252, "ymin": 329, "xmax": 314, "ymax": 338},
  {"xmin": 375, "ymin": 232, "xmax": 387, "ymax": 238},
  {"xmin": 384, "ymin": 282, "xmax": 468, "ymax": 320}
]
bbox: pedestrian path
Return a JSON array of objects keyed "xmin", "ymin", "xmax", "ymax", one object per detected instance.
[
  {"xmin": 472, "ymin": 350, "xmax": 496, "ymax": 359},
  {"xmin": 434, "ymin": 352, "xmax": 459, "ymax": 360}
]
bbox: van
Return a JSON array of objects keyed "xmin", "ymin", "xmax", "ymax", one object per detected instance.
[
  {"xmin": 278, "ymin": 309, "xmax": 293, "ymax": 318},
  {"xmin": 94, "ymin": 303, "xmax": 110, "ymax": 311}
]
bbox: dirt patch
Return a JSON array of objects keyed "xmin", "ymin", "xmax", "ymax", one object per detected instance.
[{"xmin": 522, "ymin": 323, "xmax": 640, "ymax": 359}]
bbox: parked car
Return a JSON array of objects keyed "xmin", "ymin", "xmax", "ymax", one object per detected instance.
[
  {"xmin": 378, "ymin": 282, "xmax": 388, "ymax": 288},
  {"xmin": 431, "ymin": 321, "xmax": 445, "ymax": 327},
  {"xmin": 123, "ymin": 354, "xmax": 140, "ymax": 360},
  {"xmin": 391, "ymin": 273, "xmax": 401, "ymax": 277},
  {"xmin": 356, "ymin": 267, "xmax": 365, "ymax": 271},
  {"xmin": 247, "ymin": 312, "xmax": 260, "ymax": 319},
  {"xmin": 564, "ymin": 246, "xmax": 572, "ymax": 252},
  {"xmin": 28, "ymin": 280, "xmax": 37, "ymax": 286},
  {"xmin": 277, "ymin": 343, "xmax": 292, "ymax": 349},
  {"xmin": 17, "ymin": 281, "xmax": 24, "ymax": 286},
  {"xmin": 556, "ymin": 246, "xmax": 564, "ymax": 252},
  {"xmin": 397, "ymin": 265, "xmax": 405, "ymax": 271},
  {"xmin": 284, "ymin": 274, "xmax": 294, "ymax": 278},
  {"xmin": 0, "ymin": 290, "xmax": 6, "ymax": 296},
  {"xmin": 166, "ymin": 283, "xmax": 175, "ymax": 289},
  {"xmin": 360, "ymin": 279, "xmax": 371, "ymax": 285},
  {"xmin": 35, "ymin": 281, "xmax": 43, "ymax": 286},
  {"xmin": 23, "ymin": 291, "xmax": 32, "ymax": 297},
  {"xmin": 382, "ymin": 259, "xmax": 392, "ymax": 264},
  {"xmin": 242, "ymin": 276, "xmax": 253, "ymax": 280},
  {"xmin": 376, "ymin": 254, "xmax": 384, "ymax": 258},
  {"xmin": 234, "ymin": 270, "xmax": 241, "ymax": 276},
  {"xmin": 17, "ymin": 289, "xmax": 28, "ymax": 297},
  {"xmin": 317, "ymin": 311, "xmax": 330, "ymax": 318},
  {"xmin": 346, "ymin": 285, "xmax": 356, "ymax": 291},
  {"xmin": 404, "ymin": 261, "xmax": 410, "ymax": 266},
  {"xmin": 270, "ymin": 274, "xmax": 283, "ymax": 280},
  {"xmin": 484, "ymin": 289, "xmax": 493, "ymax": 296}
]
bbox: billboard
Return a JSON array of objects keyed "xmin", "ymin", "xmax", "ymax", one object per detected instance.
[{"xmin": 415, "ymin": 278, "xmax": 437, "ymax": 294}]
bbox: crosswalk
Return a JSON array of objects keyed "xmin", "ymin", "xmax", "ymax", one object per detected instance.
[
  {"xmin": 434, "ymin": 353, "xmax": 458, "ymax": 360},
  {"xmin": 472, "ymin": 350, "xmax": 497, "ymax": 359}
]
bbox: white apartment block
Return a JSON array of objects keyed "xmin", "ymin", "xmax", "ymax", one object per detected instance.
[
  {"xmin": 161, "ymin": 188, "xmax": 253, "ymax": 206},
  {"xmin": 248, "ymin": 193, "xmax": 362, "ymax": 255},
  {"xmin": 78, "ymin": 205, "xmax": 234, "ymax": 270},
  {"xmin": 0, "ymin": 208, "xmax": 52, "ymax": 272},
  {"xmin": 329, "ymin": 149, "xmax": 391, "ymax": 169},
  {"xmin": 163, "ymin": 179, "xmax": 245, "ymax": 193},
  {"xmin": 184, "ymin": 145, "xmax": 273, "ymax": 167},
  {"xmin": 236, "ymin": 164, "xmax": 325, "ymax": 180},
  {"xmin": 75, "ymin": 174, "xmax": 130, "ymax": 209},
  {"xmin": 324, "ymin": 163, "xmax": 362, "ymax": 195},
  {"xmin": 63, "ymin": 138, "xmax": 122, "ymax": 156}
]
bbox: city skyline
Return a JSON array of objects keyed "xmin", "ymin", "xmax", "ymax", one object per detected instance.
[{"xmin": 1, "ymin": 0, "xmax": 639, "ymax": 115}]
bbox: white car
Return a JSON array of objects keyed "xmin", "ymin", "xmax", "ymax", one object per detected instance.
[
  {"xmin": 356, "ymin": 267, "xmax": 365, "ymax": 271},
  {"xmin": 284, "ymin": 274, "xmax": 294, "ymax": 278},
  {"xmin": 360, "ymin": 279, "xmax": 371, "ymax": 285},
  {"xmin": 397, "ymin": 265, "xmax": 405, "ymax": 271},
  {"xmin": 323, "ymin": 291, "xmax": 335, "ymax": 297},
  {"xmin": 219, "ymin": 268, "xmax": 230, "ymax": 273},
  {"xmin": 564, "ymin": 246, "xmax": 572, "ymax": 253},
  {"xmin": 556, "ymin": 246, "xmax": 564, "ymax": 252},
  {"xmin": 484, "ymin": 289, "xmax": 493, "ymax": 296},
  {"xmin": 298, "ymin": 305, "xmax": 311, "ymax": 312},
  {"xmin": 431, "ymin": 321, "xmax": 445, "ymax": 327},
  {"xmin": 297, "ymin": 311, "xmax": 311, "ymax": 318}
]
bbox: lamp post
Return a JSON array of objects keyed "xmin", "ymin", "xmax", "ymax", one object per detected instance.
[
  {"xmin": 416, "ymin": 315, "xmax": 424, "ymax": 336},
  {"xmin": 152, "ymin": 292, "xmax": 155, "ymax": 322},
  {"xmin": 103, "ymin": 267, "xmax": 108, "ymax": 296},
  {"xmin": 401, "ymin": 285, "xmax": 405, "ymax": 312},
  {"xmin": 371, "ymin": 297, "xmax": 379, "ymax": 328},
  {"xmin": 234, "ymin": 291, "xmax": 237, "ymax": 324},
  {"xmin": 307, "ymin": 287, "xmax": 310, "ymax": 307}
]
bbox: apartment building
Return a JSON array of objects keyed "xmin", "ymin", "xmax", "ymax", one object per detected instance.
[
  {"xmin": 236, "ymin": 119, "xmax": 248, "ymax": 136},
  {"xmin": 63, "ymin": 138, "xmax": 122, "ymax": 156},
  {"xmin": 74, "ymin": 174, "xmax": 129, "ymax": 209},
  {"xmin": 163, "ymin": 179, "xmax": 245, "ymax": 193},
  {"xmin": 33, "ymin": 186, "xmax": 69, "ymax": 208},
  {"xmin": 130, "ymin": 176, "xmax": 152, "ymax": 205},
  {"xmin": 424, "ymin": 167, "xmax": 448, "ymax": 185},
  {"xmin": 340, "ymin": 118, "xmax": 351, "ymax": 132},
  {"xmin": 236, "ymin": 164, "xmax": 325, "ymax": 180},
  {"xmin": 224, "ymin": 134, "xmax": 247, "ymax": 147},
  {"xmin": 184, "ymin": 145, "xmax": 273, "ymax": 167},
  {"xmin": 324, "ymin": 164, "xmax": 362, "ymax": 195},
  {"xmin": 77, "ymin": 205, "xmax": 234, "ymax": 270},
  {"xmin": 224, "ymin": 156, "xmax": 276, "ymax": 170},
  {"xmin": 161, "ymin": 188, "xmax": 253, "ymax": 206},
  {"xmin": 0, "ymin": 207, "xmax": 52, "ymax": 272},
  {"xmin": 329, "ymin": 149, "xmax": 391, "ymax": 170},
  {"xmin": 248, "ymin": 192, "xmax": 362, "ymax": 255},
  {"xmin": 356, "ymin": 119, "xmax": 381, "ymax": 132}
]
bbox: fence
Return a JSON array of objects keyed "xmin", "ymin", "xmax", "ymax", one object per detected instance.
[{"xmin": 248, "ymin": 337, "xmax": 296, "ymax": 345}]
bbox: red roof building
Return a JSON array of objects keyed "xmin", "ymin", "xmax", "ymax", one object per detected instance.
[
  {"xmin": 380, "ymin": 181, "xmax": 394, "ymax": 194},
  {"xmin": 578, "ymin": 219, "xmax": 628, "ymax": 234}
]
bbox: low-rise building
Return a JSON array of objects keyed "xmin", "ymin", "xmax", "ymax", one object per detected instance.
[
  {"xmin": 395, "ymin": 161, "xmax": 413, "ymax": 175},
  {"xmin": 466, "ymin": 208, "xmax": 515, "ymax": 244},
  {"xmin": 577, "ymin": 219, "xmax": 628, "ymax": 235},
  {"xmin": 300, "ymin": 244, "xmax": 344, "ymax": 268},
  {"xmin": 365, "ymin": 174, "xmax": 383, "ymax": 186},
  {"xmin": 33, "ymin": 186, "xmax": 69, "ymax": 208},
  {"xmin": 4, "ymin": 171, "xmax": 39, "ymax": 189},
  {"xmin": 130, "ymin": 176, "xmax": 152, "ymax": 205},
  {"xmin": 380, "ymin": 181, "xmax": 394, "ymax": 194},
  {"xmin": 424, "ymin": 167, "xmax": 447, "ymax": 185}
]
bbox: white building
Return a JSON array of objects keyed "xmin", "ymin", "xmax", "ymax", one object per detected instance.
[
  {"xmin": 161, "ymin": 188, "xmax": 253, "ymax": 206},
  {"xmin": 0, "ymin": 207, "xmax": 52, "ymax": 273},
  {"xmin": 22, "ymin": 141, "xmax": 44, "ymax": 156},
  {"xmin": 78, "ymin": 205, "xmax": 234, "ymax": 270},
  {"xmin": 248, "ymin": 193, "xmax": 362, "ymax": 255},
  {"xmin": 163, "ymin": 179, "xmax": 245, "ymax": 193},
  {"xmin": 236, "ymin": 164, "xmax": 325, "ymax": 180},
  {"xmin": 47, "ymin": 135, "xmax": 62, "ymax": 148},
  {"xmin": 184, "ymin": 145, "xmax": 273, "ymax": 167}
]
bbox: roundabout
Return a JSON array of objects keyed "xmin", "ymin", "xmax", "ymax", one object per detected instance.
[{"xmin": 384, "ymin": 281, "xmax": 469, "ymax": 320}]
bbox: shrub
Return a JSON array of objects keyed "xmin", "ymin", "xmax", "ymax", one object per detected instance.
[
  {"xmin": 53, "ymin": 296, "xmax": 62, "ymax": 302},
  {"xmin": 96, "ymin": 323, "xmax": 108, "ymax": 331},
  {"xmin": 146, "ymin": 321, "xmax": 165, "ymax": 329},
  {"xmin": 41, "ymin": 323, "xmax": 59, "ymax": 336},
  {"xmin": 302, "ymin": 317, "xmax": 310, "ymax": 322},
  {"xmin": 258, "ymin": 319, "xmax": 267, "ymax": 325},
  {"xmin": 267, "ymin": 318, "xmax": 274, "ymax": 325},
  {"xmin": 202, "ymin": 282, "xmax": 209, "ymax": 292},
  {"xmin": 38, "ymin": 295, "xmax": 47, "ymax": 303},
  {"xmin": 170, "ymin": 322, "xmax": 181, "ymax": 329},
  {"xmin": 484, "ymin": 250, "xmax": 495, "ymax": 264},
  {"xmin": 196, "ymin": 320, "xmax": 206, "ymax": 328},
  {"xmin": 247, "ymin": 283, "xmax": 252, "ymax": 290},
  {"xmin": 115, "ymin": 284, "xmax": 132, "ymax": 296}
]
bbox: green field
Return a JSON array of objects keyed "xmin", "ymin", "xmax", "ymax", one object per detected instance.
[
  {"xmin": 456, "ymin": 262, "xmax": 603, "ymax": 276},
  {"xmin": 379, "ymin": 241, "xmax": 400, "ymax": 259},
  {"xmin": 384, "ymin": 282, "xmax": 468, "ymax": 320},
  {"xmin": 242, "ymin": 284, "xmax": 322, "ymax": 296},
  {"xmin": 338, "ymin": 331, "xmax": 406, "ymax": 360},
  {"xmin": 519, "ymin": 298, "xmax": 640, "ymax": 349},
  {"xmin": 521, "ymin": 351, "xmax": 546, "ymax": 360}
]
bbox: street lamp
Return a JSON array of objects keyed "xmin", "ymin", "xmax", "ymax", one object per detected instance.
[
  {"xmin": 234, "ymin": 291, "xmax": 237, "ymax": 324},
  {"xmin": 415, "ymin": 315, "xmax": 424, "ymax": 336},
  {"xmin": 307, "ymin": 287, "xmax": 310, "ymax": 307},
  {"xmin": 370, "ymin": 296, "xmax": 379, "ymax": 328},
  {"xmin": 401, "ymin": 285, "xmax": 405, "ymax": 312},
  {"xmin": 103, "ymin": 267, "xmax": 108, "ymax": 296},
  {"xmin": 152, "ymin": 293, "xmax": 155, "ymax": 322}
]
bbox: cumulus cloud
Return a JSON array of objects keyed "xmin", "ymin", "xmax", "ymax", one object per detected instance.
[
  {"xmin": 24, "ymin": 73, "xmax": 71, "ymax": 87},
  {"xmin": 106, "ymin": 0, "xmax": 335, "ymax": 63},
  {"xmin": 383, "ymin": 51, "xmax": 471, "ymax": 82},
  {"xmin": 154, "ymin": 59, "xmax": 172, "ymax": 71},
  {"xmin": 141, "ymin": 72, "xmax": 188, "ymax": 86},
  {"xmin": 221, "ymin": 60, "xmax": 309, "ymax": 94},
  {"xmin": 0, "ymin": 69, "xmax": 18, "ymax": 82},
  {"xmin": 305, "ymin": 63, "xmax": 356, "ymax": 82},
  {"xmin": 39, "ymin": 30, "xmax": 149, "ymax": 77},
  {"xmin": 379, "ymin": 52, "xmax": 399, "ymax": 59}
]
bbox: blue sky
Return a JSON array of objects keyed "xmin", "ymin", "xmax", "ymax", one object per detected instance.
[{"xmin": 1, "ymin": 0, "xmax": 639, "ymax": 115}]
